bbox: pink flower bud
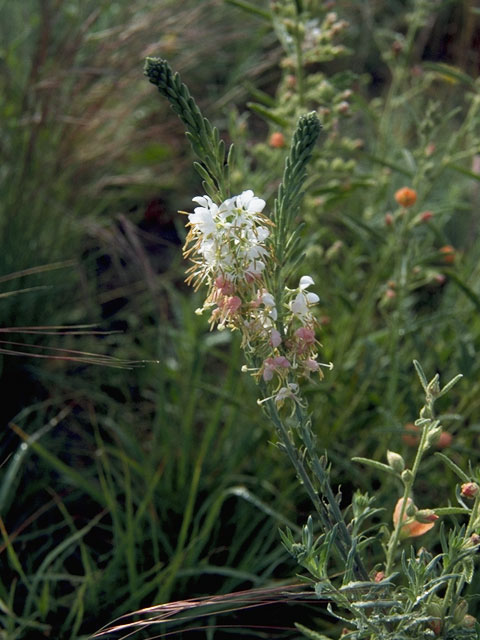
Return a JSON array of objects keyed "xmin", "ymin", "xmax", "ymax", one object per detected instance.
[
  {"xmin": 215, "ymin": 276, "xmax": 235, "ymax": 295},
  {"xmin": 295, "ymin": 326, "xmax": 316, "ymax": 344},
  {"xmin": 262, "ymin": 356, "xmax": 290, "ymax": 382},
  {"xmin": 420, "ymin": 210, "xmax": 433, "ymax": 222},
  {"xmin": 414, "ymin": 509, "xmax": 438, "ymax": 524},
  {"xmin": 304, "ymin": 358, "xmax": 320, "ymax": 372},
  {"xmin": 270, "ymin": 329, "xmax": 282, "ymax": 348},
  {"xmin": 461, "ymin": 482, "xmax": 479, "ymax": 499},
  {"xmin": 225, "ymin": 296, "xmax": 242, "ymax": 313}
]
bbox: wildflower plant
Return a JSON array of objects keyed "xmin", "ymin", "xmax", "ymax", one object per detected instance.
[{"xmin": 144, "ymin": 53, "xmax": 480, "ymax": 639}]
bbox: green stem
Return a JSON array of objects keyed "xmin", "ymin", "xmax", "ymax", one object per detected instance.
[
  {"xmin": 266, "ymin": 398, "xmax": 369, "ymax": 580},
  {"xmin": 265, "ymin": 399, "xmax": 334, "ymax": 536},
  {"xmin": 385, "ymin": 419, "xmax": 431, "ymax": 575},
  {"xmin": 294, "ymin": 405, "xmax": 369, "ymax": 580},
  {"xmin": 294, "ymin": 27, "xmax": 306, "ymax": 108}
]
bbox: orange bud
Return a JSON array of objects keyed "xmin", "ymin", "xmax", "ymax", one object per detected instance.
[
  {"xmin": 439, "ymin": 245, "xmax": 455, "ymax": 264},
  {"xmin": 374, "ymin": 571, "xmax": 385, "ymax": 582},
  {"xmin": 269, "ymin": 132, "xmax": 286, "ymax": 148},
  {"xmin": 395, "ymin": 186, "xmax": 417, "ymax": 208}
]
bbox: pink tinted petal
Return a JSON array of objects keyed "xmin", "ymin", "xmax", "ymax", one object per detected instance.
[
  {"xmin": 295, "ymin": 327, "xmax": 315, "ymax": 343},
  {"xmin": 304, "ymin": 358, "xmax": 319, "ymax": 372},
  {"xmin": 225, "ymin": 296, "xmax": 242, "ymax": 313},
  {"xmin": 270, "ymin": 329, "xmax": 282, "ymax": 348},
  {"xmin": 273, "ymin": 356, "xmax": 290, "ymax": 369}
]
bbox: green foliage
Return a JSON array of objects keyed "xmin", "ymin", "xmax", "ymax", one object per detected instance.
[{"xmin": 2, "ymin": 0, "xmax": 480, "ymax": 639}]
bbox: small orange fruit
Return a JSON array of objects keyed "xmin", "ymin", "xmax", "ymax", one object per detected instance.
[
  {"xmin": 439, "ymin": 245, "xmax": 455, "ymax": 264},
  {"xmin": 269, "ymin": 132, "xmax": 286, "ymax": 148},
  {"xmin": 395, "ymin": 186, "xmax": 417, "ymax": 208}
]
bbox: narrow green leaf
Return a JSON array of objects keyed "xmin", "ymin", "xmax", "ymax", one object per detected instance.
[
  {"xmin": 413, "ymin": 360, "xmax": 428, "ymax": 392},
  {"xmin": 434, "ymin": 452, "xmax": 470, "ymax": 482},
  {"xmin": 364, "ymin": 153, "xmax": 413, "ymax": 177},
  {"xmin": 225, "ymin": 0, "xmax": 271, "ymax": 20},
  {"xmin": 439, "ymin": 373, "xmax": 463, "ymax": 397},
  {"xmin": 447, "ymin": 163, "xmax": 480, "ymax": 181},
  {"xmin": 445, "ymin": 271, "xmax": 480, "ymax": 312},
  {"xmin": 434, "ymin": 507, "xmax": 470, "ymax": 516},
  {"xmin": 295, "ymin": 622, "xmax": 333, "ymax": 640},
  {"xmin": 246, "ymin": 102, "xmax": 289, "ymax": 127},
  {"xmin": 352, "ymin": 457, "xmax": 398, "ymax": 478},
  {"xmin": 422, "ymin": 62, "xmax": 476, "ymax": 89}
]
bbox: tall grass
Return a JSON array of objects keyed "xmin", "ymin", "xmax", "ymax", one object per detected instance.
[{"xmin": 1, "ymin": 0, "xmax": 480, "ymax": 638}]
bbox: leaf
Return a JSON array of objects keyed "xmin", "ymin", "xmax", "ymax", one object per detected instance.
[
  {"xmin": 363, "ymin": 153, "xmax": 413, "ymax": 177},
  {"xmin": 413, "ymin": 360, "xmax": 428, "ymax": 392},
  {"xmin": 246, "ymin": 102, "xmax": 289, "ymax": 127},
  {"xmin": 434, "ymin": 452, "xmax": 470, "ymax": 483},
  {"xmin": 447, "ymin": 163, "xmax": 480, "ymax": 182},
  {"xmin": 463, "ymin": 556, "xmax": 474, "ymax": 583},
  {"xmin": 422, "ymin": 62, "xmax": 477, "ymax": 89},
  {"xmin": 445, "ymin": 271, "xmax": 480, "ymax": 312},
  {"xmin": 295, "ymin": 622, "xmax": 334, "ymax": 640},
  {"xmin": 351, "ymin": 457, "xmax": 398, "ymax": 478},
  {"xmin": 433, "ymin": 507, "xmax": 470, "ymax": 516},
  {"xmin": 224, "ymin": 0, "xmax": 271, "ymax": 20}
]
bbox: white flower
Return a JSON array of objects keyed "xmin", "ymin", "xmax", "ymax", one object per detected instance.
[
  {"xmin": 236, "ymin": 190, "xmax": 266, "ymax": 214},
  {"xmin": 260, "ymin": 291, "xmax": 277, "ymax": 320},
  {"xmin": 185, "ymin": 190, "xmax": 271, "ymax": 286},
  {"xmin": 189, "ymin": 196, "xmax": 217, "ymax": 236},
  {"xmin": 289, "ymin": 276, "xmax": 320, "ymax": 321}
]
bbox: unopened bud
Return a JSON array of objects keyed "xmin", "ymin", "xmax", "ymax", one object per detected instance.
[
  {"xmin": 374, "ymin": 571, "xmax": 385, "ymax": 582},
  {"xmin": 401, "ymin": 469, "xmax": 414, "ymax": 485},
  {"xmin": 269, "ymin": 132, "xmax": 286, "ymax": 148},
  {"xmin": 462, "ymin": 614, "xmax": 477, "ymax": 628},
  {"xmin": 428, "ymin": 618, "xmax": 442, "ymax": 635},
  {"xmin": 427, "ymin": 603, "xmax": 443, "ymax": 619},
  {"xmin": 385, "ymin": 212, "xmax": 394, "ymax": 226},
  {"xmin": 392, "ymin": 40, "xmax": 403, "ymax": 56},
  {"xmin": 415, "ymin": 509, "xmax": 438, "ymax": 524},
  {"xmin": 405, "ymin": 500, "xmax": 417, "ymax": 518},
  {"xmin": 461, "ymin": 482, "xmax": 479, "ymax": 499},
  {"xmin": 385, "ymin": 288, "xmax": 396, "ymax": 300},
  {"xmin": 439, "ymin": 245, "xmax": 455, "ymax": 264},
  {"xmin": 420, "ymin": 210, "xmax": 433, "ymax": 222},
  {"xmin": 426, "ymin": 426, "xmax": 443, "ymax": 447},
  {"xmin": 470, "ymin": 533, "xmax": 480, "ymax": 546},
  {"xmin": 395, "ymin": 186, "xmax": 417, "ymax": 208},
  {"xmin": 387, "ymin": 450, "xmax": 405, "ymax": 473},
  {"xmin": 453, "ymin": 600, "xmax": 468, "ymax": 625}
]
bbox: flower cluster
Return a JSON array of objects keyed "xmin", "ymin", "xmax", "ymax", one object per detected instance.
[
  {"xmin": 185, "ymin": 190, "xmax": 271, "ymax": 289},
  {"xmin": 184, "ymin": 189, "xmax": 329, "ymax": 405}
]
